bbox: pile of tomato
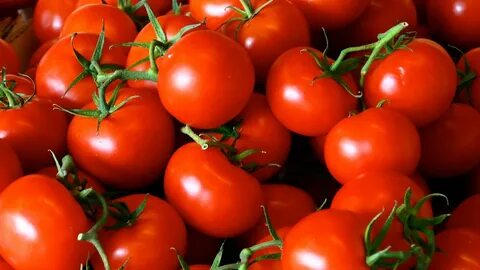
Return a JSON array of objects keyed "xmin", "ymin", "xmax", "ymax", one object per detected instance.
[{"xmin": 0, "ymin": 0, "xmax": 479, "ymax": 269}]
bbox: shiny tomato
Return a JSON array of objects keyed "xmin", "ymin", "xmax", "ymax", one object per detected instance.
[
  {"xmin": 164, "ymin": 142, "xmax": 263, "ymax": 238},
  {"xmin": 0, "ymin": 174, "xmax": 91, "ymax": 270},
  {"xmin": 0, "ymin": 140, "xmax": 22, "ymax": 193},
  {"xmin": 36, "ymin": 33, "xmax": 126, "ymax": 109},
  {"xmin": 248, "ymin": 227, "xmax": 290, "ymax": 270},
  {"xmin": 27, "ymin": 39, "xmax": 56, "ymax": 68},
  {"xmin": 266, "ymin": 47, "xmax": 359, "ymax": 136},
  {"xmin": 37, "ymin": 166, "xmax": 105, "ymax": 194},
  {"xmin": 67, "ymin": 88, "xmax": 175, "ymax": 190},
  {"xmin": 364, "ymin": 38, "xmax": 457, "ymax": 127},
  {"xmin": 447, "ymin": 194, "xmax": 480, "ymax": 233},
  {"xmin": 281, "ymin": 209, "xmax": 369, "ymax": 270},
  {"xmin": 0, "ymin": 39, "xmax": 19, "ymax": 74},
  {"xmin": 189, "ymin": 0, "xmax": 241, "ymax": 30},
  {"xmin": 33, "ymin": 0, "xmax": 77, "ymax": 43},
  {"xmin": 419, "ymin": 103, "xmax": 480, "ymax": 178},
  {"xmin": 457, "ymin": 47, "xmax": 480, "ymax": 111},
  {"xmin": 59, "ymin": 4, "xmax": 137, "ymax": 48},
  {"xmin": 429, "ymin": 229, "xmax": 480, "ymax": 269},
  {"xmin": 104, "ymin": 0, "xmax": 172, "ymax": 16},
  {"xmin": 0, "ymin": 257, "xmax": 12, "ymax": 270},
  {"xmin": 222, "ymin": 0, "xmax": 310, "ymax": 82},
  {"xmin": 324, "ymin": 108, "xmax": 421, "ymax": 184},
  {"xmin": 92, "ymin": 194, "xmax": 187, "ymax": 270},
  {"xmin": 157, "ymin": 30, "xmax": 254, "ymax": 129},
  {"xmin": 426, "ymin": 0, "xmax": 480, "ymax": 49},
  {"xmin": 127, "ymin": 13, "xmax": 202, "ymax": 90}
]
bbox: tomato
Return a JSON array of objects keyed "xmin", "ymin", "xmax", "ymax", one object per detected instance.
[
  {"xmin": 185, "ymin": 226, "xmax": 223, "ymax": 265},
  {"xmin": 67, "ymin": 88, "xmax": 175, "ymax": 190},
  {"xmin": 37, "ymin": 166, "xmax": 105, "ymax": 194},
  {"xmin": 33, "ymin": 0, "xmax": 77, "ymax": 43},
  {"xmin": 281, "ymin": 209, "xmax": 369, "ymax": 270},
  {"xmin": 0, "ymin": 174, "xmax": 91, "ymax": 270},
  {"xmin": 0, "ymin": 140, "xmax": 22, "ymax": 193},
  {"xmin": 157, "ymin": 30, "xmax": 254, "ymax": 129},
  {"xmin": 240, "ymin": 184, "xmax": 315, "ymax": 246},
  {"xmin": 266, "ymin": 47, "xmax": 359, "ymax": 136},
  {"xmin": 419, "ymin": 103, "xmax": 480, "ymax": 178},
  {"xmin": 104, "ymin": 0, "xmax": 172, "ymax": 16},
  {"xmin": 447, "ymin": 193, "xmax": 480, "ymax": 233},
  {"xmin": 189, "ymin": 266, "xmax": 210, "ymax": 270},
  {"xmin": 364, "ymin": 38, "xmax": 457, "ymax": 127},
  {"xmin": 36, "ymin": 33, "xmax": 126, "ymax": 109},
  {"xmin": 0, "ymin": 257, "xmax": 12, "ymax": 270},
  {"xmin": 27, "ymin": 39, "xmax": 57, "ymax": 68},
  {"xmin": 426, "ymin": 0, "xmax": 480, "ymax": 49},
  {"xmin": 92, "ymin": 194, "xmax": 187, "ymax": 270},
  {"xmin": 60, "ymin": 4, "xmax": 137, "ymax": 51},
  {"xmin": 429, "ymin": 229, "xmax": 480, "ymax": 269},
  {"xmin": 164, "ymin": 142, "xmax": 263, "ymax": 238},
  {"xmin": 457, "ymin": 47, "xmax": 480, "ymax": 111},
  {"xmin": 248, "ymin": 227, "xmax": 290, "ymax": 270},
  {"xmin": 0, "ymin": 39, "xmax": 19, "ymax": 74},
  {"xmin": 324, "ymin": 108, "xmax": 421, "ymax": 185},
  {"xmin": 409, "ymin": 172, "xmax": 431, "ymax": 194},
  {"xmin": 289, "ymin": 0, "xmax": 369, "ymax": 31},
  {"xmin": 221, "ymin": 0, "xmax": 310, "ymax": 83},
  {"xmin": 127, "ymin": 13, "xmax": 202, "ymax": 90},
  {"xmin": 190, "ymin": 0, "xmax": 241, "ymax": 30}
]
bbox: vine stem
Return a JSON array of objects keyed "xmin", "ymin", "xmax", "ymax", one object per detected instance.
[{"xmin": 181, "ymin": 125, "xmax": 209, "ymax": 150}]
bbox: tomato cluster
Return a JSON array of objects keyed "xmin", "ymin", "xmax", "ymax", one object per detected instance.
[{"xmin": 0, "ymin": 0, "xmax": 479, "ymax": 269}]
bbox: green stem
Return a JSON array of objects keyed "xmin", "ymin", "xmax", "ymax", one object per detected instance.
[
  {"xmin": 148, "ymin": 41, "xmax": 159, "ymax": 74},
  {"xmin": 239, "ymin": 239, "xmax": 282, "ymax": 264},
  {"xmin": 181, "ymin": 125, "xmax": 209, "ymax": 150},
  {"xmin": 238, "ymin": 0, "xmax": 254, "ymax": 17},
  {"xmin": 217, "ymin": 263, "xmax": 243, "ymax": 270}
]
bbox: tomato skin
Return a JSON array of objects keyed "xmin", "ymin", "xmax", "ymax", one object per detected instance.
[
  {"xmin": 28, "ymin": 39, "xmax": 57, "ymax": 68},
  {"xmin": 222, "ymin": 0, "xmax": 310, "ymax": 83},
  {"xmin": 33, "ymin": 0, "xmax": 77, "ymax": 43},
  {"xmin": 36, "ymin": 33, "xmax": 126, "ymax": 109},
  {"xmin": 157, "ymin": 30, "xmax": 254, "ymax": 129},
  {"xmin": 0, "ymin": 174, "xmax": 91, "ymax": 270},
  {"xmin": 457, "ymin": 47, "xmax": 480, "ymax": 111},
  {"xmin": 248, "ymin": 227, "xmax": 290, "ymax": 270},
  {"xmin": 266, "ymin": 47, "xmax": 359, "ymax": 136},
  {"xmin": 289, "ymin": 0, "xmax": 369, "ymax": 31},
  {"xmin": 324, "ymin": 108, "xmax": 421, "ymax": 185},
  {"xmin": 60, "ymin": 4, "xmax": 137, "ymax": 48},
  {"xmin": 0, "ymin": 258, "xmax": 12, "ymax": 270},
  {"xmin": 0, "ymin": 140, "xmax": 22, "ymax": 193},
  {"xmin": 164, "ymin": 142, "xmax": 264, "ymax": 238},
  {"xmin": 37, "ymin": 166, "xmax": 105, "ymax": 194},
  {"xmin": 189, "ymin": 266, "xmax": 211, "ymax": 270},
  {"xmin": 67, "ymin": 88, "xmax": 175, "ymax": 190},
  {"xmin": 447, "ymin": 194, "xmax": 480, "ymax": 233},
  {"xmin": 190, "ymin": 0, "xmax": 240, "ymax": 30},
  {"xmin": 419, "ymin": 103, "xmax": 480, "ymax": 178},
  {"xmin": 127, "ymin": 14, "xmax": 202, "ymax": 90},
  {"xmin": 364, "ymin": 38, "xmax": 457, "ymax": 127},
  {"xmin": 426, "ymin": 0, "xmax": 480, "ymax": 49},
  {"xmin": 104, "ymin": 0, "xmax": 172, "ymax": 16},
  {"xmin": 0, "ymin": 39, "xmax": 19, "ymax": 74},
  {"xmin": 281, "ymin": 209, "xmax": 369, "ymax": 270},
  {"xmin": 92, "ymin": 194, "xmax": 187, "ymax": 270},
  {"xmin": 430, "ymin": 229, "xmax": 480, "ymax": 269}
]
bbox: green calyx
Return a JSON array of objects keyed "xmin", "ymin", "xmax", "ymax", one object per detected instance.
[
  {"xmin": 222, "ymin": 0, "xmax": 274, "ymax": 38},
  {"xmin": 456, "ymin": 55, "xmax": 477, "ymax": 105},
  {"xmin": 0, "ymin": 68, "xmax": 34, "ymax": 109}
]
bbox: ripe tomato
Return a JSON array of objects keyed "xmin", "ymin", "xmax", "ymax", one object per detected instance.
[
  {"xmin": 281, "ymin": 209, "xmax": 369, "ymax": 270},
  {"xmin": 33, "ymin": 0, "xmax": 77, "ymax": 43},
  {"xmin": 324, "ymin": 108, "xmax": 421, "ymax": 185},
  {"xmin": 266, "ymin": 47, "xmax": 359, "ymax": 136},
  {"xmin": 429, "ymin": 229, "xmax": 480, "ymax": 269},
  {"xmin": 189, "ymin": 0, "xmax": 240, "ymax": 30},
  {"xmin": 164, "ymin": 142, "xmax": 263, "ymax": 238},
  {"xmin": 419, "ymin": 103, "xmax": 480, "ymax": 178},
  {"xmin": 36, "ymin": 33, "xmax": 126, "ymax": 109},
  {"xmin": 447, "ymin": 194, "xmax": 480, "ymax": 233},
  {"xmin": 37, "ymin": 166, "xmax": 105, "ymax": 194},
  {"xmin": 157, "ymin": 30, "xmax": 254, "ymax": 129},
  {"xmin": 92, "ymin": 194, "xmax": 187, "ymax": 270},
  {"xmin": 0, "ymin": 174, "xmax": 91, "ymax": 270},
  {"xmin": 27, "ymin": 39, "xmax": 57, "ymax": 68},
  {"xmin": 0, "ymin": 257, "xmax": 12, "ymax": 270},
  {"xmin": 249, "ymin": 227, "xmax": 290, "ymax": 270},
  {"xmin": 104, "ymin": 0, "xmax": 172, "ymax": 16},
  {"xmin": 0, "ymin": 39, "xmax": 19, "ymax": 74},
  {"xmin": 426, "ymin": 0, "xmax": 480, "ymax": 49},
  {"xmin": 0, "ymin": 140, "xmax": 22, "ymax": 193},
  {"xmin": 289, "ymin": 0, "xmax": 369, "ymax": 31},
  {"xmin": 60, "ymin": 4, "xmax": 137, "ymax": 48},
  {"xmin": 240, "ymin": 184, "xmax": 315, "ymax": 246},
  {"xmin": 67, "ymin": 88, "xmax": 175, "ymax": 190},
  {"xmin": 364, "ymin": 38, "xmax": 457, "ymax": 127},
  {"xmin": 189, "ymin": 266, "xmax": 210, "ymax": 270},
  {"xmin": 457, "ymin": 47, "xmax": 480, "ymax": 111},
  {"xmin": 221, "ymin": 0, "xmax": 310, "ymax": 83},
  {"xmin": 127, "ymin": 13, "xmax": 202, "ymax": 90}
]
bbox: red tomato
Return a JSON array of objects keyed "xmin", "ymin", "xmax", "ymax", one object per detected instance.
[
  {"xmin": 419, "ymin": 103, "xmax": 480, "ymax": 178},
  {"xmin": 222, "ymin": 0, "xmax": 310, "ymax": 83},
  {"xmin": 426, "ymin": 0, "xmax": 480, "ymax": 49},
  {"xmin": 36, "ymin": 33, "xmax": 126, "ymax": 109},
  {"xmin": 409, "ymin": 172, "xmax": 431, "ymax": 194},
  {"xmin": 266, "ymin": 47, "xmax": 359, "ymax": 136},
  {"xmin": 157, "ymin": 30, "xmax": 254, "ymax": 129},
  {"xmin": 281, "ymin": 209, "xmax": 369, "ymax": 270},
  {"xmin": 189, "ymin": 0, "xmax": 241, "ymax": 30},
  {"xmin": 33, "ymin": 0, "xmax": 77, "ymax": 43},
  {"xmin": 430, "ymin": 229, "xmax": 480, "ymax": 269},
  {"xmin": 364, "ymin": 38, "xmax": 457, "ymax": 127},
  {"xmin": 127, "ymin": 14, "xmax": 202, "ymax": 90},
  {"xmin": 37, "ymin": 166, "xmax": 105, "ymax": 194},
  {"xmin": 0, "ymin": 174, "xmax": 91, "ymax": 270},
  {"xmin": 67, "ymin": 88, "xmax": 175, "ymax": 190},
  {"xmin": 248, "ymin": 227, "xmax": 290, "ymax": 270},
  {"xmin": 60, "ymin": 4, "xmax": 137, "ymax": 48},
  {"xmin": 0, "ymin": 140, "xmax": 22, "ymax": 193},
  {"xmin": 27, "ymin": 39, "xmax": 56, "ymax": 68},
  {"xmin": 164, "ymin": 142, "xmax": 264, "ymax": 238},
  {"xmin": 289, "ymin": 0, "xmax": 369, "ymax": 31},
  {"xmin": 324, "ymin": 108, "xmax": 421, "ymax": 184},
  {"xmin": 240, "ymin": 184, "xmax": 315, "ymax": 246},
  {"xmin": 104, "ymin": 0, "xmax": 172, "ymax": 16},
  {"xmin": 0, "ymin": 257, "xmax": 12, "ymax": 270},
  {"xmin": 0, "ymin": 39, "xmax": 19, "ymax": 74},
  {"xmin": 92, "ymin": 194, "xmax": 187, "ymax": 270},
  {"xmin": 185, "ymin": 226, "xmax": 223, "ymax": 265},
  {"xmin": 457, "ymin": 47, "xmax": 480, "ymax": 111},
  {"xmin": 447, "ymin": 194, "xmax": 480, "ymax": 233}
]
